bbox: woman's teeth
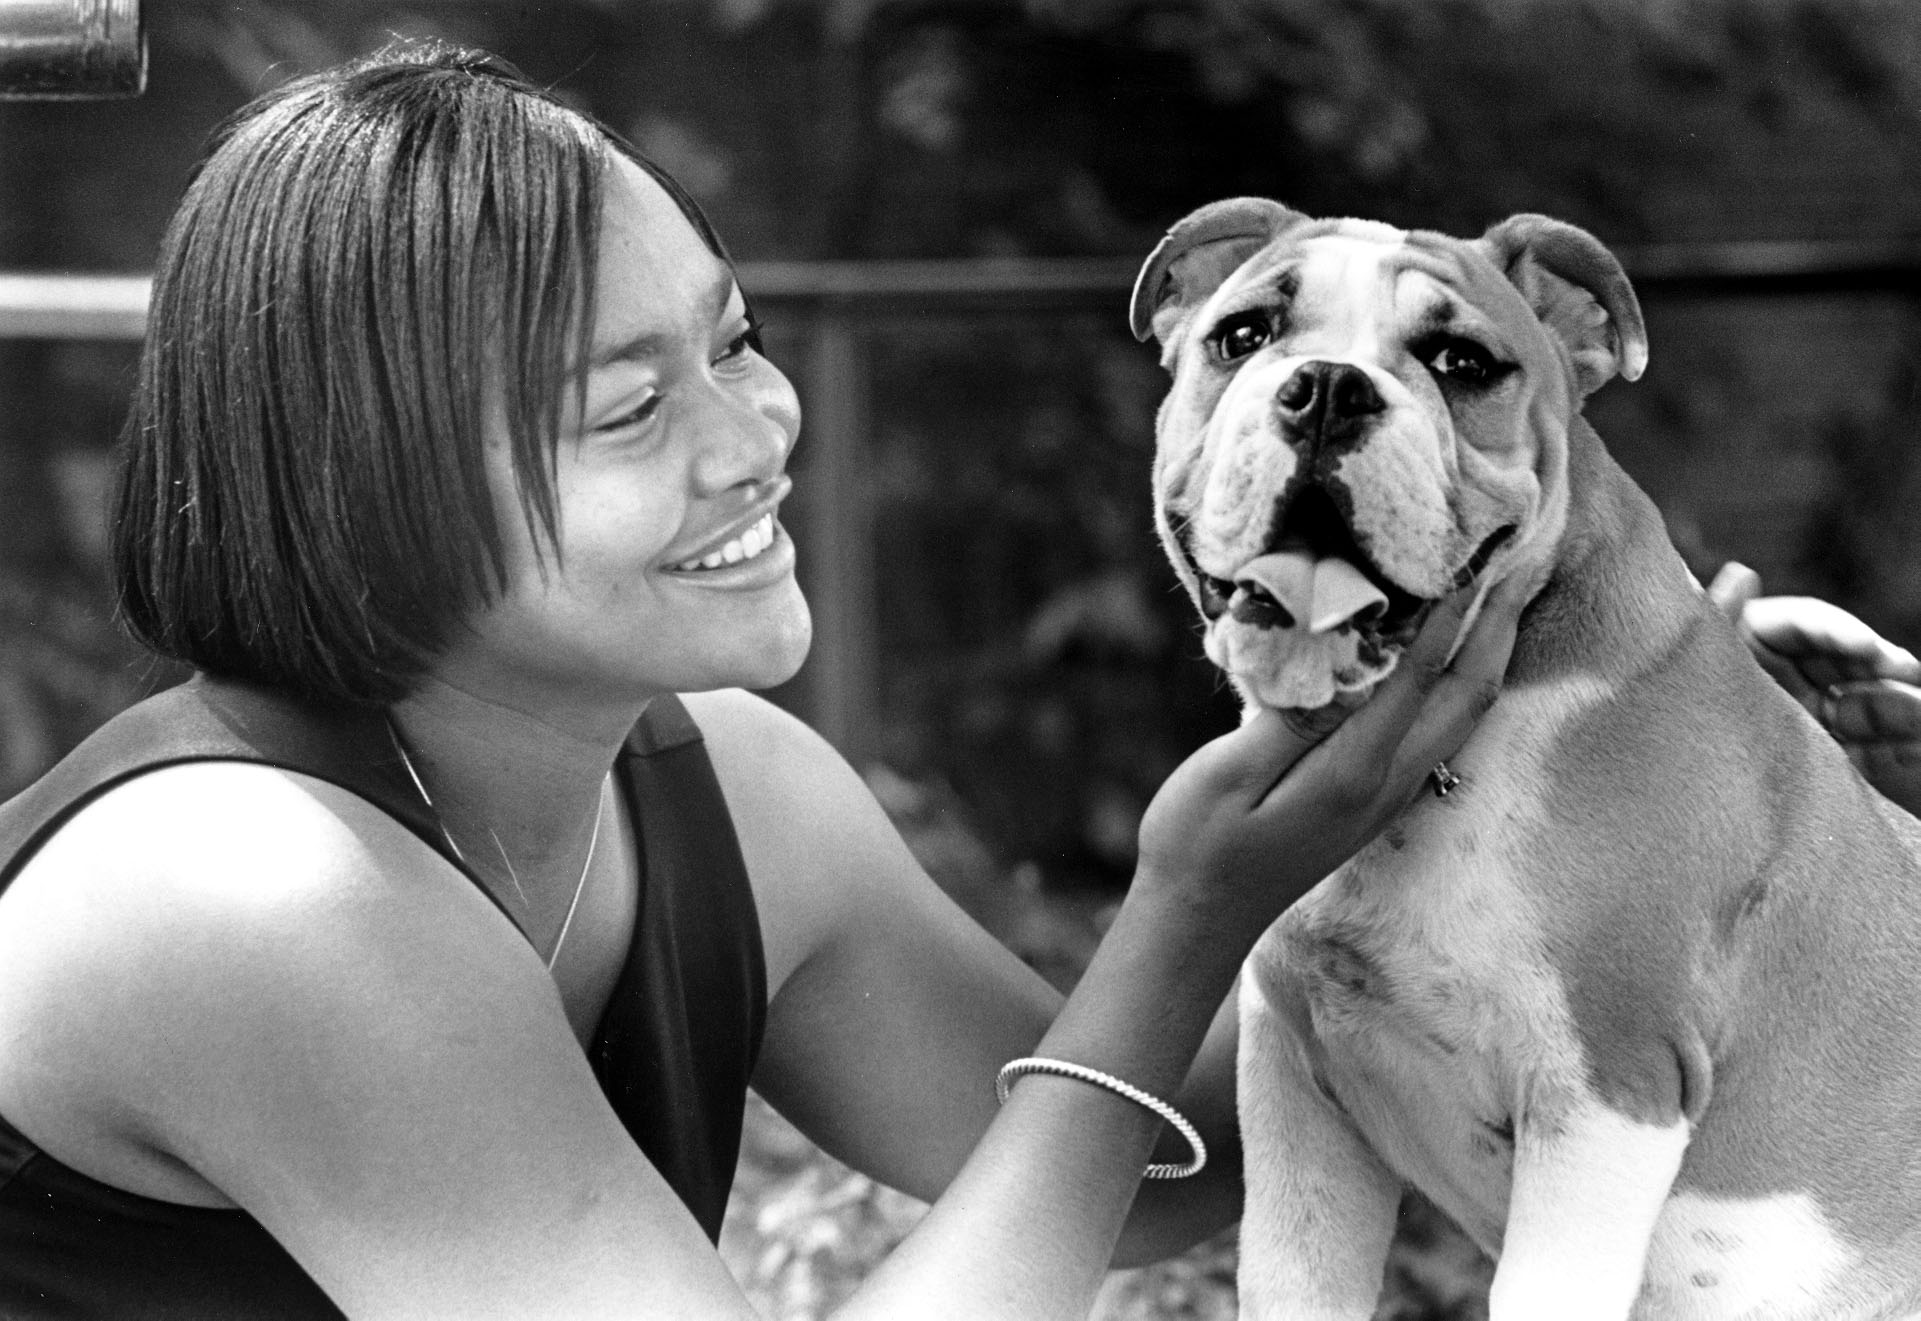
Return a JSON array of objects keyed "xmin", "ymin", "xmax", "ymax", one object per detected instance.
[{"xmin": 672, "ymin": 513, "xmax": 777, "ymax": 572}]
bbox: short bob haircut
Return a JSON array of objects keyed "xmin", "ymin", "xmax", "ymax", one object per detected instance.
[{"xmin": 113, "ymin": 41, "xmax": 739, "ymax": 706}]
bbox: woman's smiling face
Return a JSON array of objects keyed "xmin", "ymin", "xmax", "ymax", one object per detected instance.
[{"xmin": 437, "ymin": 152, "xmax": 811, "ymax": 719}]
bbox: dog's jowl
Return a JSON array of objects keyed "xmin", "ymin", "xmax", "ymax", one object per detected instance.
[{"xmin": 1132, "ymin": 199, "xmax": 1921, "ymax": 1320}]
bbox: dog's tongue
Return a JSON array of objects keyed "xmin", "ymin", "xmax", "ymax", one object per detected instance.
[{"xmin": 1233, "ymin": 552, "xmax": 1388, "ymax": 634}]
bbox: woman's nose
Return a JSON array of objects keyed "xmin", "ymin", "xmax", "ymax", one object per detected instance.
[{"xmin": 694, "ymin": 359, "xmax": 801, "ymax": 494}]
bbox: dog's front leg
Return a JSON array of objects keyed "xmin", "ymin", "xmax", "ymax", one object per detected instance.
[
  {"xmin": 1235, "ymin": 961, "xmax": 1401, "ymax": 1321},
  {"xmin": 1488, "ymin": 1098, "xmax": 1689, "ymax": 1320}
]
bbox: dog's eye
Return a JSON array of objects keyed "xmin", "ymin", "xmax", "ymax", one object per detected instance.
[
  {"xmin": 1420, "ymin": 337, "xmax": 1510, "ymax": 387},
  {"xmin": 1209, "ymin": 312, "xmax": 1273, "ymax": 364}
]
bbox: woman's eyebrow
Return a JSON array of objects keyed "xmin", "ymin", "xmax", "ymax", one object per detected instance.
[{"xmin": 583, "ymin": 271, "xmax": 742, "ymax": 373}]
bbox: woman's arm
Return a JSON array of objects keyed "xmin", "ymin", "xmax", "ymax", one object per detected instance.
[
  {"xmin": 698, "ymin": 578, "xmax": 1520, "ymax": 1311},
  {"xmin": 844, "ymin": 580, "xmax": 1518, "ymax": 1316},
  {"xmin": 688, "ymin": 686, "xmax": 1243, "ymax": 1265},
  {"xmin": 0, "ymin": 582, "xmax": 1511, "ymax": 1320}
]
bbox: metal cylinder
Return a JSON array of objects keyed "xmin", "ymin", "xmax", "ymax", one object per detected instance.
[{"xmin": 0, "ymin": 0, "xmax": 145, "ymax": 99}]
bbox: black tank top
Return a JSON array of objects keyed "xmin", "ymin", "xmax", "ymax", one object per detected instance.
[{"xmin": 0, "ymin": 676, "xmax": 766, "ymax": 1318}]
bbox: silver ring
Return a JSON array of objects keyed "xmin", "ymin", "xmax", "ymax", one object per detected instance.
[{"xmin": 1430, "ymin": 761, "xmax": 1462, "ymax": 797}]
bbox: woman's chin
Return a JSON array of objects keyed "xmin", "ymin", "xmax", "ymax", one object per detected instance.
[{"xmin": 726, "ymin": 602, "xmax": 814, "ymax": 693}]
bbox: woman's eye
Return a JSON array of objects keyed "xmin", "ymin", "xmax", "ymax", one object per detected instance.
[
  {"xmin": 716, "ymin": 316, "xmax": 767, "ymax": 367},
  {"xmin": 593, "ymin": 395, "xmax": 661, "ymax": 434},
  {"xmin": 1422, "ymin": 338, "xmax": 1508, "ymax": 387},
  {"xmin": 1209, "ymin": 312, "xmax": 1273, "ymax": 364}
]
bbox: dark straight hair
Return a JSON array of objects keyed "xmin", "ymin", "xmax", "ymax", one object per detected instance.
[{"xmin": 112, "ymin": 41, "xmax": 737, "ymax": 706}]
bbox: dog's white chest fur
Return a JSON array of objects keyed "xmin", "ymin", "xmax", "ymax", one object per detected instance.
[
  {"xmin": 1238, "ymin": 677, "xmax": 1877, "ymax": 1318},
  {"xmin": 1247, "ymin": 677, "xmax": 1617, "ymax": 1246}
]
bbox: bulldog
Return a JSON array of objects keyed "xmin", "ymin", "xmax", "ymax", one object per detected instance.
[{"xmin": 1131, "ymin": 200, "xmax": 1921, "ymax": 1319}]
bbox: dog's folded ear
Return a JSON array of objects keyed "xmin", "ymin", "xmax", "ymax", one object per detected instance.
[
  {"xmin": 1131, "ymin": 198, "xmax": 1304, "ymax": 352},
  {"xmin": 1478, "ymin": 214, "xmax": 1649, "ymax": 396}
]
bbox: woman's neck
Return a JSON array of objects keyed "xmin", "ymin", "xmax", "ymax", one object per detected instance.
[{"xmin": 386, "ymin": 674, "xmax": 634, "ymax": 906}]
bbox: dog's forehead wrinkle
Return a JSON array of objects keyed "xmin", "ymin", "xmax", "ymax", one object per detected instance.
[
  {"xmin": 1402, "ymin": 229, "xmax": 1484, "ymax": 282},
  {"xmin": 1410, "ymin": 234, "xmax": 1561, "ymax": 357},
  {"xmin": 1270, "ymin": 245, "xmax": 1402, "ymax": 358},
  {"xmin": 1215, "ymin": 244, "xmax": 1301, "ymax": 296},
  {"xmin": 1385, "ymin": 248, "xmax": 1490, "ymax": 321},
  {"xmin": 1405, "ymin": 294, "xmax": 1469, "ymax": 338},
  {"xmin": 1392, "ymin": 266, "xmax": 1490, "ymax": 333},
  {"xmin": 1204, "ymin": 261, "xmax": 1302, "ymax": 332},
  {"xmin": 1399, "ymin": 286, "xmax": 1522, "ymax": 370}
]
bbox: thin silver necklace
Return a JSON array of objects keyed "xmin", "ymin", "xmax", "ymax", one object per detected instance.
[{"xmin": 385, "ymin": 718, "xmax": 602, "ymax": 971}]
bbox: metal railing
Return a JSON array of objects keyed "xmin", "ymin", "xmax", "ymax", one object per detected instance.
[
  {"xmin": 9, "ymin": 239, "xmax": 1921, "ymax": 335},
  {"xmin": 6, "ymin": 240, "xmax": 1921, "ymax": 757}
]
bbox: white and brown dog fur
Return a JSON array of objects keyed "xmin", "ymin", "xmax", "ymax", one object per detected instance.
[{"xmin": 1131, "ymin": 199, "xmax": 1921, "ymax": 1319}]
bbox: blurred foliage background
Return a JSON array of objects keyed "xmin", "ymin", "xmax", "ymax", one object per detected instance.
[{"xmin": 4, "ymin": 1, "xmax": 1921, "ymax": 1314}]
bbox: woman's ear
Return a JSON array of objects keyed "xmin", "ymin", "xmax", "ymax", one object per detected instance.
[
  {"xmin": 1476, "ymin": 213, "xmax": 1649, "ymax": 396},
  {"xmin": 1130, "ymin": 198, "xmax": 1305, "ymax": 357}
]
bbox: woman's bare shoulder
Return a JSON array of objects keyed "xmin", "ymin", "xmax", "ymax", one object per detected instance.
[
  {"xmin": 678, "ymin": 687, "xmax": 835, "ymax": 760},
  {"xmin": 0, "ymin": 759, "xmax": 499, "ymax": 956},
  {"xmin": 676, "ymin": 689, "xmax": 889, "ymax": 854},
  {"xmin": 677, "ymin": 688, "xmax": 908, "ymax": 854},
  {"xmin": 677, "ymin": 690, "xmax": 935, "ymax": 986},
  {"xmin": 0, "ymin": 761, "xmax": 541, "ymax": 1192}
]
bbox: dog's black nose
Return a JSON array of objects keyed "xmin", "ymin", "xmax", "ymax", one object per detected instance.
[{"xmin": 1274, "ymin": 361, "xmax": 1384, "ymax": 449}]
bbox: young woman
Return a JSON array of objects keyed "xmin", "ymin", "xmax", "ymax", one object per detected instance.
[{"xmin": 0, "ymin": 43, "xmax": 1522, "ymax": 1318}]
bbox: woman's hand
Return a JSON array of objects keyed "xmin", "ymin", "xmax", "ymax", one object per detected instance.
[
  {"xmin": 1707, "ymin": 561, "xmax": 1921, "ymax": 816},
  {"xmin": 1136, "ymin": 575, "xmax": 1525, "ymax": 932}
]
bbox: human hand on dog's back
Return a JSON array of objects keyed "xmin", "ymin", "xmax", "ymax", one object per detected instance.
[
  {"xmin": 1710, "ymin": 561, "xmax": 1921, "ymax": 816},
  {"xmin": 1135, "ymin": 575, "xmax": 1524, "ymax": 938}
]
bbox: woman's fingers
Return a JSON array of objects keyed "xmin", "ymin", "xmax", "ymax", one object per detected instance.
[
  {"xmin": 1136, "ymin": 701, "xmax": 1339, "ymax": 875},
  {"xmin": 1716, "ymin": 584, "xmax": 1921, "ymax": 815},
  {"xmin": 1188, "ymin": 581, "xmax": 1513, "ymax": 809},
  {"xmin": 1744, "ymin": 596, "xmax": 1921, "ymax": 685},
  {"xmin": 1848, "ymin": 739, "xmax": 1921, "ymax": 818},
  {"xmin": 1264, "ymin": 575, "xmax": 1523, "ymax": 814},
  {"xmin": 1823, "ymin": 680, "xmax": 1921, "ymax": 744},
  {"xmin": 1140, "ymin": 573, "xmax": 1527, "ymax": 929},
  {"xmin": 1332, "ymin": 579, "xmax": 1517, "ymax": 765},
  {"xmin": 1305, "ymin": 588, "xmax": 1474, "ymax": 772},
  {"xmin": 1706, "ymin": 561, "xmax": 1762, "ymax": 622},
  {"xmin": 1714, "ymin": 573, "xmax": 1921, "ymax": 720},
  {"xmin": 1188, "ymin": 705, "xmax": 1337, "ymax": 804},
  {"xmin": 1379, "ymin": 576, "xmax": 1524, "ymax": 790}
]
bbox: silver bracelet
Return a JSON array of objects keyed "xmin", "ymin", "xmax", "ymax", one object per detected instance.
[{"xmin": 994, "ymin": 1056, "xmax": 1207, "ymax": 1180}]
